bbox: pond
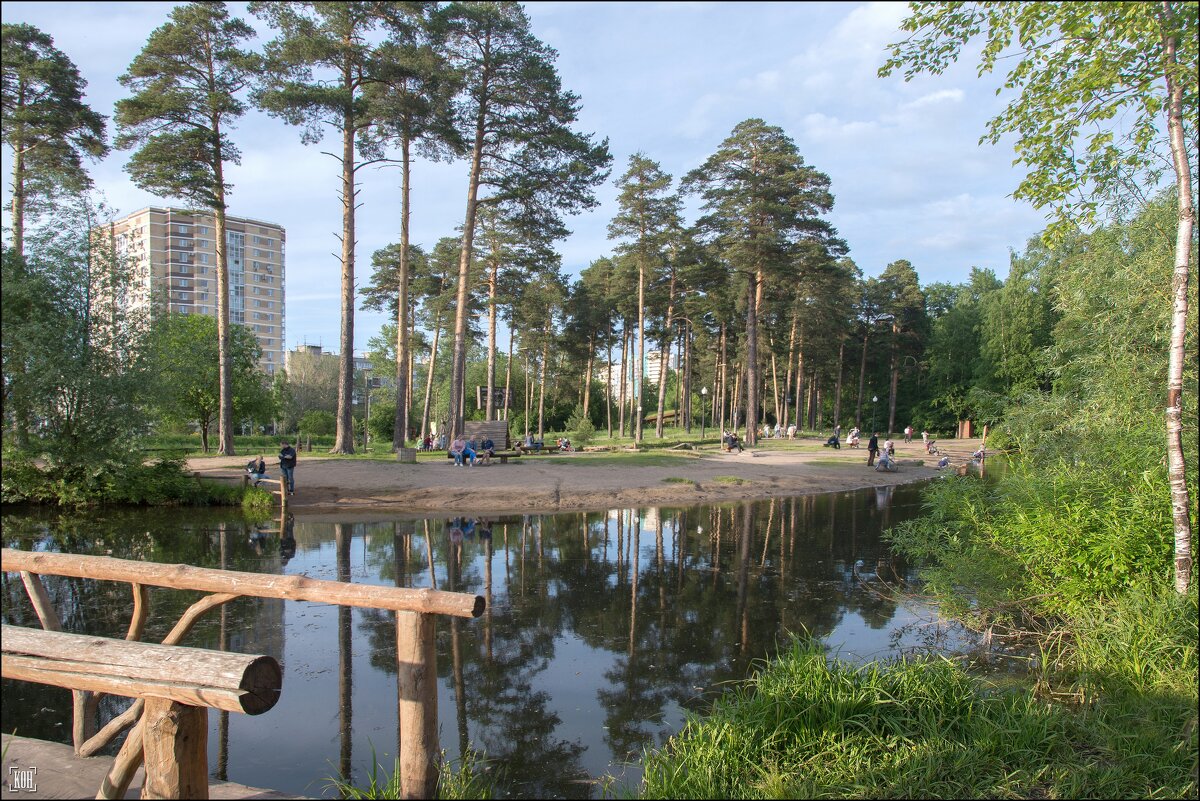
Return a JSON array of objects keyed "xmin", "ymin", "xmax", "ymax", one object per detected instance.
[{"xmin": 2, "ymin": 482, "xmax": 967, "ymax": 798}]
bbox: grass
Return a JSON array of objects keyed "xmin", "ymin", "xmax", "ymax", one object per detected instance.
[
  {"xmin": 712, "ymin": 476, "xmax": 744, "ymax": 485},
  {"xmin": 325, "ymin": 747, "xmax": 494, "ymax": 799},
  {"xmin": 638, "ymin": 636, "xmax": 1198, "ymax": 799},
  {"xmin": 662, "ymin": 477, "xmax": 698, "ymax": 487}
]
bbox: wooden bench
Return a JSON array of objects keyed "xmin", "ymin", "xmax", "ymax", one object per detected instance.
[
  {"xmin": 446, "ymin": 420, "xmax": 522, "ymax": 464},
  {"xmin": 2, "ymin": 624, "xmax": 281, "ymax": 799}
]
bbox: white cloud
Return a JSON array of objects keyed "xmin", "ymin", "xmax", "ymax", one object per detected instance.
[{"xmin": 902, "ymin": 89, "xmax": 965, "ymax": 109}]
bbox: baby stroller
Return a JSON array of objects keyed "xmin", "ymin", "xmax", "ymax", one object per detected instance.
[
  {"xmin": 925, "ymin": 440, "xmax": 940, "ymax": 456},
  {"xmin": 847, "ymin": 432, "xmax": 860, "ymax": 448},
  {"xmin": 823, "ymin": 435, "xmax": 841, "ymax": 449}
]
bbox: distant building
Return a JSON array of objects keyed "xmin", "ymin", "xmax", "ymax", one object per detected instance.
[
  {"xmin": 102, "ymin": 206, "xmax": 286, "ymax": 375},
  {"xmin": 601, "ymin": 351, "xmax": 674, "ymax": 396}
]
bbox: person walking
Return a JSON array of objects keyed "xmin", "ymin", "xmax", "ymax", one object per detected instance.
[
  {"xmin": 278, "ymin": 440, "xmax": 297, "ymax": 495},
  {"xmin": 867, "ymin": 432, "xmax": 879, "ymax": 467}
]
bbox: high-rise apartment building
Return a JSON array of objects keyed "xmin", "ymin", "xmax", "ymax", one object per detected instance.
[{"xmin": 105, "ymin": 206, "xmax": 286, "ymax": 374}]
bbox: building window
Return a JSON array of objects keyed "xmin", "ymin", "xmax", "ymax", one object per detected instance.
[
  {"xmin": 198, "ymin": 253, "xmax": 210, "ymax": 264},
  {"xmin": 175, "ymin": 224, "xmax": 190, "ymax": 235},
  {"xmin": 197, "ymin": 225, "xmax": 209, "ymax": 235}
]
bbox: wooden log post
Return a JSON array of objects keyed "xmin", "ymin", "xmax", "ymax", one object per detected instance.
[
  {"xmin": 396, "ymin": 611, "xmax": 439, "ymax": 799},
  {"xmin": 141, "ymin": 698, "xmax": 209, "ymax": 800},
  {"xmin": 1, "ymin": 626, "xmax": 282, "ymax": 716}
]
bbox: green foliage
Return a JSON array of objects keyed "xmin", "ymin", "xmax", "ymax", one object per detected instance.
[
  {"xmin": 2, "ymin": 446, "xmax": 242, "ymax": 508},
  {"xmin": 2, "ymin": 195, "xmax": 151, "ymax": 475},
  {"xmin": 1, "ymin": 22, "xmax": 108, "ymax": 242},
  {"xmin": 241, "ymin": 486, "xmax": 274, "ymax": 516},
  {"xmin": 639, "ymin": 638, "xmax": 1197, "ymax": 799},
  {"xmin": 565, "ymin": 404, "xmax": 595, "ymax": 446},
  {"xmin": 145, "ymin": 312, "xmax": 270, "ymax": 450},
  {"xmin": 299, "ymin": 410, "xmax": 336, "ymax": 437}
]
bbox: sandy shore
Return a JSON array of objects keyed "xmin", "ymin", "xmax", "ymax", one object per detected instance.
[{"xmin": 188, "ymin": 436, "xmax": 986, "ymax": 518}]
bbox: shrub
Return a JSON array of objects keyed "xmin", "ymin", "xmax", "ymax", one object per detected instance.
[
  {"xmin": 299, "ymin": 410, "xmax": 336, "ymax": 436},
  {"xmin": 566, "ymin": 404, "xmax": 595, "ymax": 447}
]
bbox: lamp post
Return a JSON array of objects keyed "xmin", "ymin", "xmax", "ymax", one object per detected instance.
[
  {"xmin": 871, "ymin": 395, "xmax": 878, "ymax": 433},
  {"xmin": 700, "ymin": 387, "xmax": 708, "ymax": 438}
]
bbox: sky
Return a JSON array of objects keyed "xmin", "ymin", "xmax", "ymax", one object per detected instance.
[{"xmin": 1, "ymin": 1, "xmax": 1051, "ymax": 357}]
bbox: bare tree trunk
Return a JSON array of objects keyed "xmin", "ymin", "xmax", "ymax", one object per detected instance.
[
  {"xmin": 419, "ymin": 309, "xmax": 442, "ymax": 441},
  {"xmin": 448, "ymin": 95, "xmax": 488, "ymax": 441},
  {"xmin": 794, "ymin": 345, "xmax": 805, "ymax": 431},
  {"xmin": 583, "ymin": 333, "xmax": 594, "ymax": 418},
  {"xmin": 855, "ymin": 330, "xmax": 869, "ymax": 428},
  {"xmin": 332, "ymin": 109, "xmax": 357, "ymax": 454},
  {"xmin": 636, "ymin": 263, "xmax": 646, "ymax": 443},
  {"xmin": 212, "ymin": 145, "xmax": 234, "ymax": 457},
  {"xmin": 783, "ymin": 315, "xmax": 797, "ymax": 429},
  {"xmin": 393, "ymin": 136, "xmax": 412, "ymax": 450},
  {"xmin": 887, "ymin": 320, "xmax": 900, "ymax": 435},
  {"xmin": 718, "ymin": 325, "xmax": 728, "ymax": 435},
  {"xmin": 654, "ymin": 265, "xmax": 676, "ymax": 438},
  {"xmin": 1164, "ymin": 14, "xmax": 1194, "ymax": 594},
  {"xmin": 833, "ymin": 338, "xmax": 845, "ymax": 430},
  {"xmin": 769, "ymin": 336, "xmax": 780, "ymax": 427},
  {"xmin": 485, "ymin": 256, "xmax": 498, "ymax": 420},
  {"xmin": 523, "ymin": 349, "xmax": 532, "ymax": 439},
  {"xmin": 503, "ymin": 334, "xmax": 513, "ymax": 422},
  {"xmin": 618, "ymin": 327, "xmax": 628, "ymax": 438},
  {"xmin": 538, "ymin": 323, "xmax": 549, "ymax": 441},
  {"xmin": 606, "ymin": 323, "xmax": 613, "ymax": 438},
  {"xmin": 744, "ymin": 272, "xmax": 760, "ymax": 445}
]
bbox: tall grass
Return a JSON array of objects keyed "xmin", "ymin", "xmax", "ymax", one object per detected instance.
[
  {"xmin": 639, "ymin": 638, "xmax": 1197, "ymax": 799},
  {"xmin": 324, "ymin": 748, "xmax": 494, "ymax": 800}
]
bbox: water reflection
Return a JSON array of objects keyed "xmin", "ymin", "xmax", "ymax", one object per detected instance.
[{"xmin": 2, "ymin": 485, "xmax": 951, "ymax": 799}]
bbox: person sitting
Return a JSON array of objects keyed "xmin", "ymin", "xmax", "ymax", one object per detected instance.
[
  {"xmin": 972, "ymin": 447, "xmax": 986, "ymax": 461},
  {"xmin": 449, "ymin": 436, "xmax": 477, "ymax": 467},
  {"xmin": 729, "ymin": 431, "xmax": 744, "ymax": 453},
  {"xmin": 246, "ymin": 455, "xmax": 268, "ymax": 486},
  {"xmin": 479, "ymin": 436, "xmax": 495, "ymax": 465},
  {"xmin": 559, "ymin": 437, "xmax": 572, "ymax": 452},
  {"xmin": 875, "ymin": 451, "xmax": 896, "ymax": 472},
  {"xmin": 937, "ymin": 455, "xmax": 951, "ymax": 469}
]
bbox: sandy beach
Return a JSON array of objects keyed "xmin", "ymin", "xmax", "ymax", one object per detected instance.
[{"xmin": 189, "ymin": 436, "xmax": 987, "ymax": 518}]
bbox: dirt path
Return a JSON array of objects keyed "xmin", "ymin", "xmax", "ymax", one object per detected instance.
[{"xmin": 190, "ymin": 437, "xmax": 986, "ymax": 518}]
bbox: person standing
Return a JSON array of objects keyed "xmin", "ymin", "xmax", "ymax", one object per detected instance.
[
  {"xmin": 921, "ymin": 430, "xmax": 929, "ymax": 448},
  {"xmin": 278, "ymin": 441, "xmax": 297, "ymax": 495},
  {"xmin": 867, "ymin": 432, "xmax": 879, "ymax": 467},
  {"xmin": 904, "ymin": 425, "xmax": 913, "ymax": 443}
]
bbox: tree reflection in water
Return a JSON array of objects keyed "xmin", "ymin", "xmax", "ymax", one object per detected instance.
[{"xmin": 2, "ymin": 484, "xmax": 939, "ymax": 799}]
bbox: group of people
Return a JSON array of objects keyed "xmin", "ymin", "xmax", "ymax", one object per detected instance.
[
  {"xmin": 245, "ymin": 440, "xmax": 298, "ymax": 495},
  {"xmin": 721, "ymin": 429, "xmax": 745, "ymax": 452},
  {"xmin": 448, "ymin": 435, "xmax": 496, "ymax": 467},
  {"xmin": 446, "ymin": 516, "xmax": 494, "ymax": 543}
]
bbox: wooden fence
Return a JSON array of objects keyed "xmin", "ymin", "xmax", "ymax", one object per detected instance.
[{"xmin": 1, "ymin": 547, "xmax": 484, "ymax": 799}]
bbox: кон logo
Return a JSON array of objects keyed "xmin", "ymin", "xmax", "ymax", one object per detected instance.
[{"xmin": 8, "ymin": 766, "xmax": 37, "ymax": 793}]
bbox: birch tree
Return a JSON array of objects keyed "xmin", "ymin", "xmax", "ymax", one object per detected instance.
[{"xmin": 881, "ymin": 0, "xmax": 1197, "ymax": 592}]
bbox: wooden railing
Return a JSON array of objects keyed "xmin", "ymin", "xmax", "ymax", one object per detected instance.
[{"xmin": 1, "ymin": 547, "xmax": 485, "ymax": 800}]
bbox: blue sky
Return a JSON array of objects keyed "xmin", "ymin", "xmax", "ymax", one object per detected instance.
[{"xmin": 2, "ymin": 1, "xmax": 1049, "ymax": 356}]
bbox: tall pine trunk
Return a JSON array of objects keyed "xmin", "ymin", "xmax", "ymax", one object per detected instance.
[
  {"xmin": 212, "ymin": 132, "xmax": 234, "ymax": 456},
  {"xmin": 393, "ymin": 136, "xmax": 412, "ymax": 450},
  {"xmin": 332, "ymin": 95, "xmax": 357, "ymax": 454}
]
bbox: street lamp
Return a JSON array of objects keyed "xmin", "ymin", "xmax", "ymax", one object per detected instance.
[
  {"xmin": 700, "ymin": 387, "xmax": 708, "ymax": 438},
  {"xmin": 871, "ymin": 395, "xmax": 878, "ymax": 433}
]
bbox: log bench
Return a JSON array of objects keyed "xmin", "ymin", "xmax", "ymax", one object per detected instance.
[
  {"xmin": 444, "ymin": 449, "xmax": 522, "ymax": 464},
  {"xmin": 1, "ymin": 624, "xmax": 281, "ymax": 799}
]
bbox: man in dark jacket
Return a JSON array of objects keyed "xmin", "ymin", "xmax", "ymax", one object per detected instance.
[
  {"xmin": 278, "ymin": 441, "xmax": 298, "ymax": 495},
  {"xmin": 867, "ymin": 432, "xmax": 879, "ymax": 467}
]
